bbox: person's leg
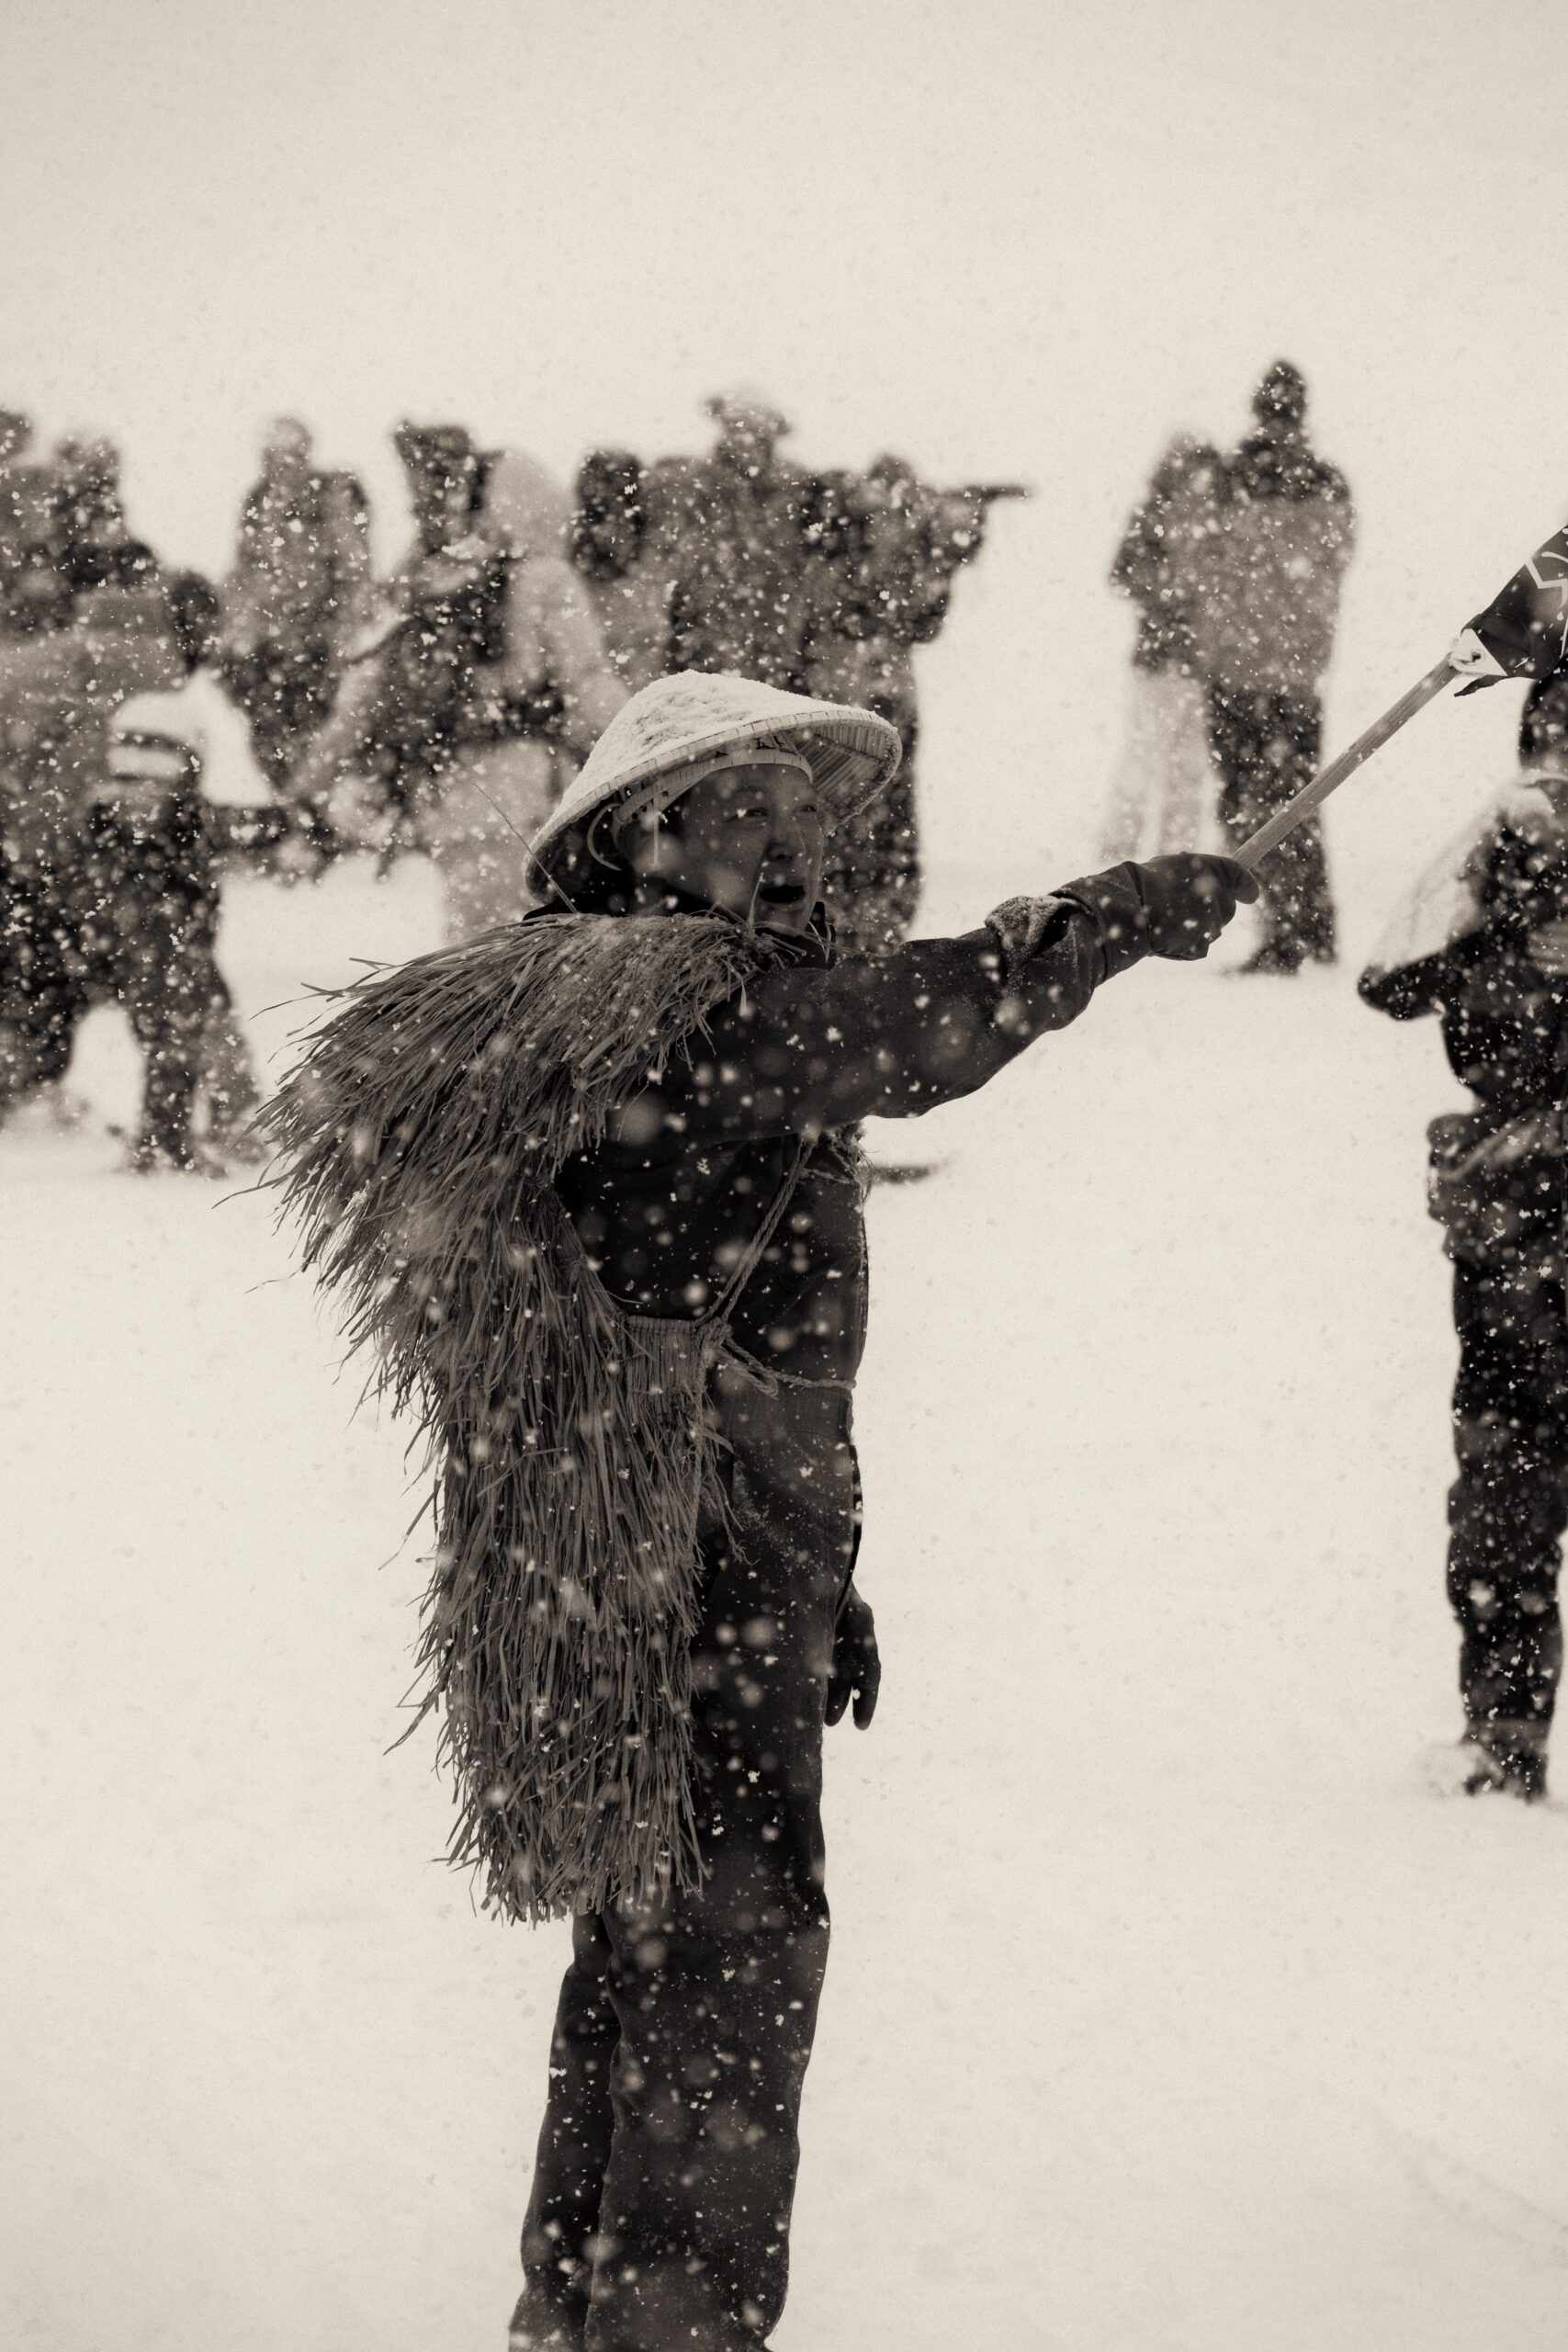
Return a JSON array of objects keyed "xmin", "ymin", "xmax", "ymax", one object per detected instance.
[
  {"xmin": 1206, "ymin": 684, "xmax": 1261, "ymax": 848},
  {"xmin": 1448, "ymin": 1257, "xmax": 1567, "ymax": 1793},
  {"xmin": 1208, "ymin": 688, "xmax": 1324, "ymax": 970},
  {"xmin": 118, "ymin": 824, "xmax": 219, "ymax": 1167},
  {"xmin": 1154, "ymin": 670, "xmax": 1218, "ymax": 857},
  {"xmin": 0, "ymin": 859, "xmax": 90, "ymax": 1112},
  {"xmin": 200, "ymin": 971, "xmax": 265, "ymax": 1146},
  {"xmin": 1100, "ymin": 667, "xmax": 1164, "ymax": 865},
  {"xmin": 1256, "ymin": 695, "xmax": 1332, "ymax": 967},
  {"xmin": 511, "ymin": 1915, "xmax": 621, "ymax": 2352},
  {"xmin": 584, "ymin": 1881, "xmax": 829, "ymax": 2352}
]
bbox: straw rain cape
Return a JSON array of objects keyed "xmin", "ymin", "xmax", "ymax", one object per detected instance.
[{"xmin": 262, "ymin": 912, "xmax": 785, "ymax": 1922}]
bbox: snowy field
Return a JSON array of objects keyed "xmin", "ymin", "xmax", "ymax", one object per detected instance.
[{"xmin": 6, "ymin": 840, "xmax": 1568, "ymax": 2352}]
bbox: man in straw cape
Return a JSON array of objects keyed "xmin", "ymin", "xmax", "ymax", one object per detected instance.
[{"xmin": 265, "ymin": 669, "xmax": 1254, "ymax": 2351}]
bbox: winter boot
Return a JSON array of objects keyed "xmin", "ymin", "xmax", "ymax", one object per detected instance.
[{"xmin": 1431, "ymin": 1719, "xmax": 1550, "ymax": 1802}]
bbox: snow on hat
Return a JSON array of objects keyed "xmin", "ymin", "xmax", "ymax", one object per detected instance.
[{"xmin": 529, "ymin": 670, "xmax": 902, "ymax": 896}]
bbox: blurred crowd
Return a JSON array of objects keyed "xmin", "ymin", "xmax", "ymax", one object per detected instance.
[
  {"xmin": 0, "ymin": 392, "xmax": 1019, "ymax": 1171},
  {"xmin": 1102, "ymin": 359, "xmax": 1357, "ymax": 976}
]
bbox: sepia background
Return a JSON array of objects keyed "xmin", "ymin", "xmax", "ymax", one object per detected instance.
[{"xmin": 4, "ymin": 4, "xmax": 1567, "ymax": 2348}]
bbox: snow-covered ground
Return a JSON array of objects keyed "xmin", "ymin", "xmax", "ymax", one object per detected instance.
[{"xmin": 5, "ymin": 848, "xmax": 1567, "ymax": 2352}]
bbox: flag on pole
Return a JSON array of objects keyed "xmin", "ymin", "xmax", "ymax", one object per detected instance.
[{"xmin": 1450, "ymin": 521, "xmax": 1568, "ymax": 689}]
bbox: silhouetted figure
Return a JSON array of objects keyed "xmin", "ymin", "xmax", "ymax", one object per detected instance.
[
  {"xmin": 1190, "ymin": 362, "xmax": 1355, "ymax": 973},
  {"xmin": 219, "ymin": 416, "xmax": 370, "ymax": 796},
  {"xmin": 1100, "ymin": 435, "xmax": 1224, "ymax": 862}
]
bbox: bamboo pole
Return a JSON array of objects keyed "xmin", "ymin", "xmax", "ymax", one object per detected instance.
[{"xmin": 1235, "ymin": 659, "xmax": 1456, "ymax": 870}]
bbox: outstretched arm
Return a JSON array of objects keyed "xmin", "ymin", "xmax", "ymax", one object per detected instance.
[{"xmin": 615, "ymin": 855, "xmax": 1254, "ymax": 1144}]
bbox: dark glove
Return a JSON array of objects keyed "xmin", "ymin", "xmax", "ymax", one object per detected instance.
[
  {"xmin": 826, "ymin": 1584, "xmax": 880, "ymax": 1729},
  {"xmin": 1058, "ymin": 855, "xmax": 1258, "ymax": 978}
]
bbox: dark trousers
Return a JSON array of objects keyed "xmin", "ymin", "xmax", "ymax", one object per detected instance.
[
  {"xmin": 79, "ymin": 802, "xmax": 224, "ymax": 1162},
  {"xmin": 1449, "ymin": 1257, "xmax": 1567, "ymax": 1755},
  {"xmin": 514, "ymin": 1387, "xmax": 853, "ymax": 2352},
  {"xmin": 0, "ymin": 851, "xmax": 87, "ymax": 1107},
  {"xmin": 1207, "ymin": 686, "xmax": 1336, "ymax": 967},
  {"xmin": 220, "ymin": 639, "xmax": 336, "ymax": 792}
]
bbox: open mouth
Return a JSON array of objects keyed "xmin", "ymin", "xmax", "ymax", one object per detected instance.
[{"xmin": 757, "ymin": 880, "xmax": 807, "ymax": 908}]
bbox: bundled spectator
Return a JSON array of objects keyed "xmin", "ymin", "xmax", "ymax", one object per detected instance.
[
  {"xmin": 806, "ymin": 456, "xmax": 1015, "ymax": 955},
  {"xmin": 289, "ymin": 420, "xmax": 491, "ymax": 854},
  {"xmin": 79, "ymin": 572, "xmax": 255, "ymax": 1170},
  {"xmin": 1100, "ymin": 435, "xmax": 1224, "ymax": 862},
  {"xmin": 1359, "ymin": 677, "xmax": 1568, "ymax": 1802},
  {"xmin": 219, "ymin": 416, "xmax": 370, "ymax": 795},
  {"xmin": 570, "ymin": 447, "xmax": 675, "ymax": 692},
  {"xmin": 662, "ymin": 390, "xmax": 811, "ymax": 688},
  {"xmin": 414, "ymin": 447, "xmax": 626, "ymax": 936},
  {"xmin": 109, "ymin": 570, "xmax": 287, "ymax": 1157},
  {"xmin": 0, "ymin": 472, "xmax": 183, "ymax": 1126},
  {"xmin": 1188, "ymin": 361, "xmax": 1355, "ymax": 973},
  {"xmin": 297, "ymin": 432, "xmax": 626, "ymax": 937}
]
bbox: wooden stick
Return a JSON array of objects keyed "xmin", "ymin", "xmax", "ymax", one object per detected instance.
[{"xmin": 1235, "ymin": 659, "xmax": 1456, "ymax": 870}]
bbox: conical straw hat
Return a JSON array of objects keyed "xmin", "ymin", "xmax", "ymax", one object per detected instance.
[{"xmin": 529, "ymin": 670, "xmax": 902, "ymax": 896}]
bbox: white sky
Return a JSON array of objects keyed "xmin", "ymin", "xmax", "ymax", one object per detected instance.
[{"xmin": 2, "ymin": 0, "xmax": 1566, "ymax": 923}]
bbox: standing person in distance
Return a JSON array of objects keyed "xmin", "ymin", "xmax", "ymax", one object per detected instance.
[
  {"xmin": 1190, "ymin": 361, "xmax": 1355, "ymax": 974},
  {"xmin": 264, "ymin": 667, "xmax": 1257, "ymax": 2352},
  {"xmin": 571, "ymin": 450, "xmax": 676, "ymax": 695},
  {"xmin": 1099, "ymin": 435, "xmax": 1224, "ymax": 864},
  {"xmin": 218, "ymin": 416, "xmax": 371, "ymax": 807},
  {"xmin": 1360, "ymin": 679, "xmax": 1568, "ymax": 1801}
]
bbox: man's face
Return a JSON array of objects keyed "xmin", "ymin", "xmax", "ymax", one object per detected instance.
[{"xmin": 627, "ymin": 763, "xmax": 827, "ymax": 933}]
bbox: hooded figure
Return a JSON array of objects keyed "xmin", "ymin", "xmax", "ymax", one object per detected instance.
[
  {"xmin": 410, "ymin": 449, "xmax": 627, "ymax": 936},
  {"xmin": 1186, "ymin": 361, "xmax": 1356, "ymax": 974},
  {"xmin": 264, "ymin": 671, "xmax": 1253, "ymax": 2352}
]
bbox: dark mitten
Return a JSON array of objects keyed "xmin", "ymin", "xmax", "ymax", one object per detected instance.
[
  {"xmin": 1058, "ymin": 854, "xmax": 1258, "ymax": 976},
  {"xmin": 826, "ymin": 1584, "xmax": 880, "ymax": 1729}
]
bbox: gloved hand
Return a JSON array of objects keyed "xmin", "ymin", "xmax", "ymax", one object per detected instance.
[
  {"xmin": 1059, "ymin": 854, "xmax": 1258, "ymax": 977},
  {"xmin": 826, "ymin": 1584, "xmax": 880, "ymax": 1729},
  {"xmin": 1134, "ymin": 854, "xmax": 1258, "ymax": 958}
]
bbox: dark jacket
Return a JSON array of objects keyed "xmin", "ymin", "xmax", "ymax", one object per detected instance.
[
  {"xmin": 265, "ymin": 868, "xmax": 1164, "ymax": 1920},
  {"xmin": 1187, "ymin": 428, "xmax": 1355, "ymax": 695},
  {"xmin": 1361, "ymin": 791, "xmax": 1568, "ymax": 1260},
  {"xmin": 551, "ymin": 878, "xmax": 1149, "ymax": 1892}
]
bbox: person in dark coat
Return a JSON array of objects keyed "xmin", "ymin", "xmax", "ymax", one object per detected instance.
[
  {"xmin": 0, "ymin": 489, "xmax": 183, "ymax": 1127},
  {"xmin": 804, "ymin": 458, "xmax": 1014, "ymax": 956},
  {"xmin": 265, "ymin": 670, "xmax": 1255, "ymax": 2352},
  {"xmin": 218, "ymin": 416, "xmax": 370, "ymax": 798},
  {"xmin": 1100, "ymin": 435, "xmax": 1224, "ymax": 863},
  {"xmin": 1359, "ymin": 678, "xmax": 1568, "ymax": 1801},
  {"xmin": 87, "ymin": 571, "xmax": 278, "ymax": 1170},
  {"xmin": 1189, "ymin": 361, "xmax": 1356, "ymax": 973},
  {"xmin": 571, "ymin": 450, "xmax": 676, "ymax": 695},
  {"xmin": 662, "ymin": 395, "xmax": 811, "ymax": 691}
]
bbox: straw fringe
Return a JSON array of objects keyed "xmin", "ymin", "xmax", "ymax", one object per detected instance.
[{"xmin": 261, "ymin": 911, "xmax": 783, "ymax": 1922}]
